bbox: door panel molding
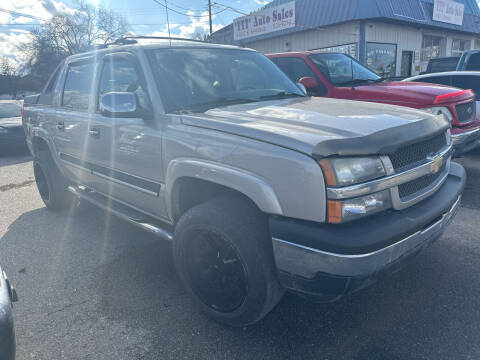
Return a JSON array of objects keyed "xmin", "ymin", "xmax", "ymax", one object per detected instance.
[{"xmin": 59, "ymin": 153, "xmax": 162, "ymax": 196}]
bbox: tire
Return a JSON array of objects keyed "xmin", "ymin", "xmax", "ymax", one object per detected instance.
[
  {"xmin": 173, "ymin": 197, "xmax": 284, "ymax": 327},
  {"xmin": 33, "ymin": 150, "xmax": 74, "ymax": 211}
]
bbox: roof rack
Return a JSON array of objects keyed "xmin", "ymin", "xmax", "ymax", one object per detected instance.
[{"xmin": 109, "ymin": 36, "xmax": 211, "ymax": 46}]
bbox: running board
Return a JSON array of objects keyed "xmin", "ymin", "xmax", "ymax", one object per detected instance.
[{"xmin": 67, "ymin": 185, "xmax": 173, "ymax": 242}]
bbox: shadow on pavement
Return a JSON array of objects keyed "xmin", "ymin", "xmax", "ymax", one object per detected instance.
[
  {"xmin": 1, "ymin": 200, "xmax": 479, "ymax": 360},
  {"xmin": 0, "ymin": 147, "xmax": 32, "ymax": 167}
]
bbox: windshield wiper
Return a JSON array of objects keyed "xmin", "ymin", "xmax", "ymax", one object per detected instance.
[
  {"xmin": 183, "ymin": 97, "xmax": 259, "ymax": 113},
  {"xmin": 259, "ymin": 91, "xmax": 304, "ymax": 100},
  {"xmin": 336, "ymin": 78, "xmax": 383, "ymax": 86}
]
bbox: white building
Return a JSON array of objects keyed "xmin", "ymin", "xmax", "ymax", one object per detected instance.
[{"xmin": 211, "ymin": 0, "xmax": 480, "ymax": 77}]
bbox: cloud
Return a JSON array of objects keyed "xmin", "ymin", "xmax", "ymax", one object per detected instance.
[
  {"xmin": 0, "ymin": 31, "xmax": 32, "ymax": 66},
  {"xmin": 146, "ymin": 24, "xmax": 181, "ymax": 38},
  {"xmin": 0, "ymin": 0, "xmax": 77, "ymax": 66},
  {"xmin": 177, "ymin": 11, "xmax": 223, "ymax": 38},
  {"xmin": 253, "ymin": 0, "xmax": 269, "ymax": 5}
]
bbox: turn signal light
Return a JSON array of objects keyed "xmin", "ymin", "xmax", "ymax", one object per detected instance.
[
  {"xmin": 318, "ymin": 159, "xmax": 337, "ymax": 186},
  {"xmin": 327, "ymin": 200, "xmax": 342, "ymax": 224}
]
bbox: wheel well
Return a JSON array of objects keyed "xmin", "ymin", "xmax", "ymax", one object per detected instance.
[
  {"xmin": 32, "ymin": 136, "xmax": 50, "ymax": 155},
  {"xmin": 171, "ymin": 177, "xmax": 260, "ymax": 222}
]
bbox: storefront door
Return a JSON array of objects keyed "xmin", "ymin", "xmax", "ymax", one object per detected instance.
[{"xmin": 401, "ymin": 51, "xmax": 413, "ymax": 77}]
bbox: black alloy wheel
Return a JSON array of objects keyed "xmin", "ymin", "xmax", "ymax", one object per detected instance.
[{"xmin": 184, "ymin": 229, "xmax": 248, "ymax": 313}]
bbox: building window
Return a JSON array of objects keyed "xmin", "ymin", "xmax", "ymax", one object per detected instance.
[
  {"xmin": 366, "ymin": 42, "xmax": 397, "ymax": 78},
  {"xmin": 421, "ymin": 35, "xmax": 443, "ymax": 61},
  {"xmin": 475, "ymin": 39, "xmax": 480, "ymax": 49},
  {"xmin": 313, "ymin": 43, "xmax": 358, "ymax": 59},
  {"xmin": 452, "ymin": 39, "xmax": 471, "ymax": 57}
]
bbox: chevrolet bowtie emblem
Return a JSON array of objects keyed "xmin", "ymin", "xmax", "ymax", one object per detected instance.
[{"xmin": 430, "ymin": 155, "xmax": 443, "ymax": 174}]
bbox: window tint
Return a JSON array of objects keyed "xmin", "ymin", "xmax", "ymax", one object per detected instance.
[
  {"xmin": 62, "ymin": 61, "xmax": 95, "ymax": 111},
  {"xmin": 275, "ymin": 57, "xmax": 316, "ymax": 82},
  {"xmin": 309, "ymin": 53, "xmax": 380, "ymax": 86},
  {"xmin": 466, "ymin": 53, "xmax": 480, "ymax": 71},
  {"xmin": 451, "ymin": 75, "xmax": 480, "ymax": 99},
  {"xmin": 39, "ymin": 63, "xmax": 63, "ymax": 105},
  {"xmin": 231, "ymin": 58, "xmax": 270, "ymax": 91},
  {"xmin": 45, "ymin": 66, "xmax": 61, "ymax": 94},
  {"xmin": 427, "ymin": 58, "xmax": 459, "ymax": 73},
  {"xmin": 413, "ymin": 76, "xmax": 451, "ymax": 87},
  {"xmin": 274, "ymin": 57, "xmax": 327, "ymax": 95},
  {"xmin": 148, "ymin": 48, "xmax": 303, "ymax": 113},
  {"xmin": 99, "ymin": 58, "xmax": 150, "ymax": 111}
]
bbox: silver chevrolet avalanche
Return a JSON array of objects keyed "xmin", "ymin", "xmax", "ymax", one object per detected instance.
[{"xmin": 22, "ymin": 37, "xmax": 465, "ymax": 327}]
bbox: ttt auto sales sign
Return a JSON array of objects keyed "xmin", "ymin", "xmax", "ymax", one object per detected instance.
[
  {"xmin": 433, "ymin": 0, "xmax": 464, "ymax": 26},
  {"xmin": 233, "ymin": 2, "xmax": 295, "ymax": 41}
]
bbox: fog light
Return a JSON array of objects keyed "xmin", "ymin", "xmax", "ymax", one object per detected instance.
[{"xmin": 328, "ymin": 190, "xmax": 392, "ymax": 223}]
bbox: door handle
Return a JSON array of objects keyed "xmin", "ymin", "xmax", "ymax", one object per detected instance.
[
  {"xmin": 89, "ymin": 128, "xmax": 100, "ymax": 137},
  {"xmin": 56, "ymin": 121, "xmax": 64, "ymax": 131}
]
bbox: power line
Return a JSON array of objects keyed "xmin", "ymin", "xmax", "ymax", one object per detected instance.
[
  {"xmin": 212, "ymin": 2, "xmax": 248, "ymax": 16},
  {"xmin": 151, "ymin": 0, "xmax": 227, "ymax": 18},
  {"xmin": 0, "ymin": 8, "xmax": 49, "ymax": 22}
]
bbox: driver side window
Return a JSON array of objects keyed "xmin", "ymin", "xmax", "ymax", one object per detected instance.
[{"xmin": 99, "ymin": 58, "xmax": 150, "ymax": 111}]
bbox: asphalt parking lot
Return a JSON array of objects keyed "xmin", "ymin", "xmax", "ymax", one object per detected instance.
[{"xmin": 1, "ymin": 148, "xmax": 480, "ymax": 360}]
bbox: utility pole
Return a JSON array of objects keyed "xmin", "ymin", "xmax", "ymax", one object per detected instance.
[{"xmin": 208, "ymin": 0, "xmax": 213, "ymax": 35}]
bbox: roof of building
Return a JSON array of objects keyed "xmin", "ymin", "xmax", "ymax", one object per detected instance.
[{"xmin": 212, "ymin": 0, "xmax": 480, "ymax": 44}]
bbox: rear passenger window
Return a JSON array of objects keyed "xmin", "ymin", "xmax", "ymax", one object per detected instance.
[
  {"xmin": 98, "ymin": 59, "xmax": 150, "ymax": 111},
  {"xmin": 62, "ymin": 61, "xmax": 95, "ymax": 111}
]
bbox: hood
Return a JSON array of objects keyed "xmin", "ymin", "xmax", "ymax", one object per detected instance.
[
  {"xmin": 181, "ymin": 97, "xmax": 449, "ymax": 157},
  {"xmin": 0, "ymin": 117, "xmax": 21, "ymax": 128},
  {"xmin": 353, "ymin": 81, "xmax": 469, "ymax": 107}
]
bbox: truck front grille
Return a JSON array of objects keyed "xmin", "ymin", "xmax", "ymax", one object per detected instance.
[
  {"xmin": 389, "ymin": 132, "xmax": 446, "ymax": 171},
  {"xmin": 398, "ymin": 163, "xmax": 446, "ymax": 199},
  {"xmin": 455, "ymin": 101, "xmax": 476, "ymax": 124}
]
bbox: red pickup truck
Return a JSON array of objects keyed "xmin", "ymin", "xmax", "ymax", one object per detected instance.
[{"xmin": 268, "ymin": 52, "xmax": 480, "ymax": 155}]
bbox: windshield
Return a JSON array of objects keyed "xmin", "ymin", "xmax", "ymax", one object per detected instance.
[
  {"xmin": 309, "ymin": 53, "xmax": 381, "ymax": 86},
  {"xmin": 148, "ymin": 48, "xmax": 305, "ymax": 113},
  {"xmin": 0, "ymin": 102, "xmax": 21, "ymax": 119}
]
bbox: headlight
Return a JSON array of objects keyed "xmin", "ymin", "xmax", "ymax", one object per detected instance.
[
  {"xmin": 421, "ymin": 106, "xmax": 453, "ymax": 122},
  {"xmin": 318, "ymin": 157, "xmax": 386, "ymax": 187},
  {"xmin": 328, "ymin": 190, "xmax": 392, "ymax": 223}
]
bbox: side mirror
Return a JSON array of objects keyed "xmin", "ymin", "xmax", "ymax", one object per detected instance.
[
  {"xmin": 100, "ymin": 92, "xmax": 144, "ymax": 118},
  {"xmin": 296, "ymin": 82, "xmax": 307, "ymax": 95},
  {"xmin": 298, "ymin": 76, "xmax": 318, "ymax": 90}
]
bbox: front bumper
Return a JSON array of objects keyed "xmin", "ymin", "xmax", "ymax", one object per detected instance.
[
  {"xmin": 0, "ymin": 267, "xmax": 15, "ymax": 360},
  {"xmin": 270, "ymin": 162, "xmax": 465, "ymax": 302},
  {"xmin": 451, "ymin": 127, "xmax": 480, "ymax": 156}
]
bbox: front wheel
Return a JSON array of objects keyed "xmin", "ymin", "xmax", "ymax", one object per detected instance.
[{"xmin": 173, "ymin": 197, "xmax": 284, "ymax": 327}]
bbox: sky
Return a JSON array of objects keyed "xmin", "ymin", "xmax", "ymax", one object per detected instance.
[
  {"xmin": 2, "ymin": 0, "xmax": 480, "ymax": 69},
  {"xmin": 0, "ymin": 0, "xmax": 268, "ymax": 67}
]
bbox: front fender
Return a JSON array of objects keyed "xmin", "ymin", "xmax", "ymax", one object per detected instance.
[{"xmin": 165, "ymin": 158, "xmax": 283, "ymax": 220}]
